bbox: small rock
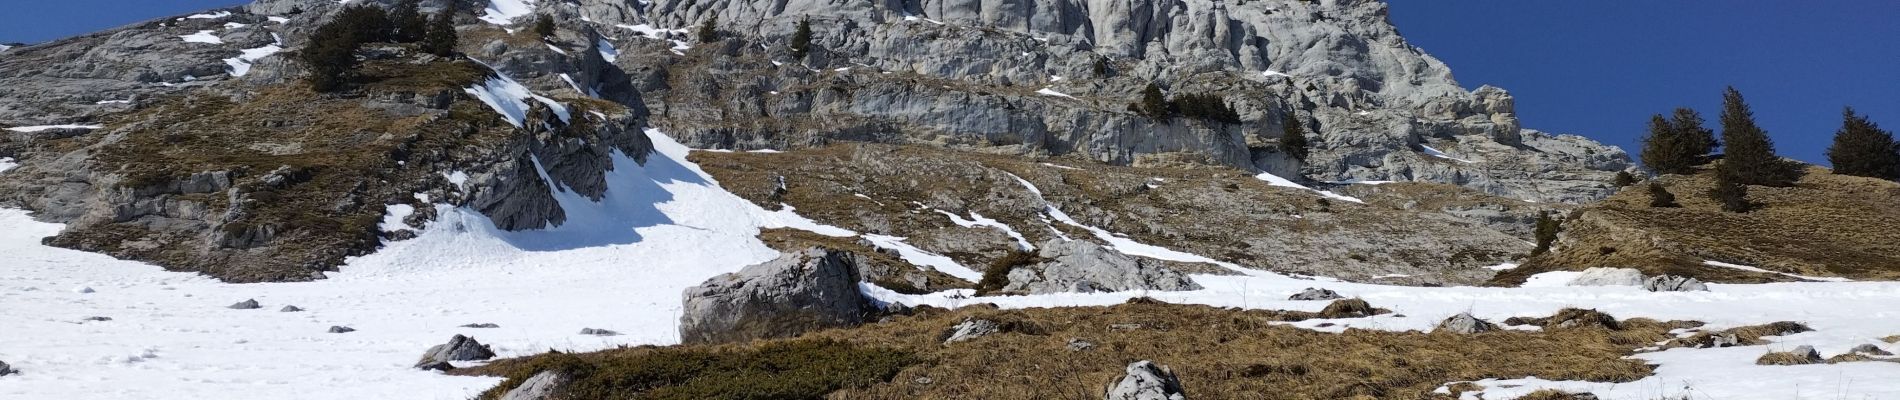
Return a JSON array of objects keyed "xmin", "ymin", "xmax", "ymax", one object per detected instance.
[
  {"xmin": 1287, "ymin": 287, "xmax": 1343, "ymax": 301},
  {"xmin": 74, "ymin": 286, "xmax": 95, "ymax": 294},
  {"xmin": 416, "ymin": 360, "xmax": 454, "ymax": 371},
  {"xmin": 499, "ymin": 370, "xmax": 571, "ymax": 400},
  {"xmin": 83, "ymin": 316, "xmax": 113, "ymax": 322},
  {"xmin": 460, "ymin": 323, "xmax": 500, "ymax": 329},
  {"xmin": 1642, "ymin": 275, "xmax": 1709, "ymax": 292},
  {"xmin": 0, "ymin": 360, "xmax": 12, "ymax": 376},
  {"xmin": 1109, "ymin": 323, "xmax": 1143, "ymax": 331},
  {"xmin": 1434, "ymin": 312, "xmax": 1498, "ymax": 334},
  {"xmin": 328, "ymin": 326, "xmax": 355, "ymax": 333},
  {"xmin": 1850, "ymin": 344, "xmax": 1893, "ymax": 356},
  {"xmin": 1068, "ymin": 338, "xmax": 1095, "ymax": 351},
  {"xmin": 943, "ymin": 318, "xmax": 1002, "ymax": 344},
  {"xmin": 579, "ymin": 328, "xmax": 619, "ymax": 336},
  {"xmin": 280, "ymin": 305, "xmax": 304, "ymax": 312},
  {"xmin": 913, "ymin": 376, "xmax": 934, "ymax": 385},
  {"xmin": 415, "ymin": 334, "xmax": 496, "ymax": 368},
  {"xmin": 1104, "ymin": 360, "xmax": 1188, "ymax": 400},
  {"xmin": 228, "ymin": 299, "xmax": 261, "ymax": 309}
]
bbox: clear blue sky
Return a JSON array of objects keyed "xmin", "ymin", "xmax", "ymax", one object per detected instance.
[{"xmin": 6, "ymin": 1, "xmax": 1897, "ymax": 165}]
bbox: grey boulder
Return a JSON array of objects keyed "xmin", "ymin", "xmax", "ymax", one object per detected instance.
[
  {"xmin": 678, "ymin": 247, "xmax": 874, "ymax": 344},
  {"xmin": 1288, "ymin": 287, "xmax": 1343, "ymax": 301},
  {"xmin": 499, "ymin": 370, "xmax": 572, "ymax": 400},
  {"xmin": 328, "ymin": 326, "xmax": 355, "ymax": 333},
  {"xmin": 1000, "ymin": 240, "xmax": 1201, "ymax": 294},
  {"xmin": 1568, "ymin": 268, "xmax": 1645, "ymax": 287},
  {"xmin": 1104, "ymin": 360, "xmax": 1188, "ymax": 400},
  {"xmin": 415, "ymin": 334, "xmax": 496, "ymax": 368},
  {"xmin": 1642, "ymin": 275, "xmax": 1709, "ymax": 292},
  {"xmin": 228, "ymin": 299, "xmax": 261, "ymax": 309},
  {"xmin": 461, "ymin": 323, "xmax": 500, "ymax": 329},
  {"xmin": 578, "ymin": 328, "xmax": 619, "ymax": 336},
  {"xmin": 1435, "ymin": 312, "xmax": 1499, "ymax": 334},
  {"xmin": 942, "ymin": 318, "xmax": 1002, "ymax": 344},
  {"xmin": 0, "ymin": 360, "xmax": 13, "ymax": 376},
  {"xmin": 1851, "ymin": 344, "xmax": 1893, "ymax": 356},
  {"xmin": 280, "ymin": 305, "xmax": 304, "ymax": 312}
]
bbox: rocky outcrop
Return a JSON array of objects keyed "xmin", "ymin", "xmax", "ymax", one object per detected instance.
[
  {"xmin": 678, "ymin": 247, "xmax": 876, "ymax": 344},
  {"xmin": 499, "ymin": 370, "xmax": 572, "ymax": 400},
  {"xmin": 1643, "ymin": 275, "xmax": 1709, "ymax": 292},
  {"xmin": 1435, "ymin": 312, "xmax": 1498, "ymax": 334},
  {"xmin": 1568, "ymin": 268, "xmax": 1644, "ymax": 287},
  {"xmin": 414, "ymin": 334, "xmax": 496, "ymax": 369},
  {"xmin": 942, "ymin": 318, "xmax": 1003, "ymax": 344},
  {"xmin": 228, "ymin": 299, "xmax": 261, "ymax": 309},
  {"xmin": 1105, "ymin": 360, "xmax": 1188, "ymax": 400},
  {"xmin": 1001, "ymin": 240, "xmax": 1201, "ymax": 294},
  {"xmin": 1288, "ymin": 287, "xmax": 1343, "ymax": 301}
]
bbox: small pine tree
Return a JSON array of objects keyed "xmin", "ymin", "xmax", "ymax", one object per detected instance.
[
  {"xmin": 335, "ymin": 4, "xmax": 393, "ymax": 43},
  {"xmin": 697, "ymin": 14, "xmax": 720, "ymax": 43},
  {"xmin": 533, "ymin": 14, "xmax": 555, "ymax": 38},
  {"xmin": 1718, "ymin": 87, "xmax": 1802, "ymax": 187},
  {"xmin": 1612, "ymin": 171, "xmax": 1637, "ymax": 187},
  {"xmin": 1281, "ymin": 113, "xmax": 1310, "ymax": 161},
  {"xmin": 1709, "ymin": 169, "xmax": 1751, "ymax": 212},
  {"xmin": 1641, "ymin": 114, "xmax": 1696, "ymax": 175},
  {"xmin": 1670, "ymin": 107, "xmax": 1718, "ymax": 161},
  {"xmin": 423, "ymin": 7, "xmax": 458, "ymax": 57},
  {"xmin": 789, "ymin": 17, "xmax": 812, "ymax": 58},
  {"xmin": 1136, "ymin": 83, "xmax": 1168, "ymax": 120},
  {"xmin": 1647, "ymin": 181, "xmax": 1678, "ymax": 208},
  {"xmin": 1826, "ymin": 107, "xmax": 1900, "ymax": 180},
  {"xmin": 1531, "ymin": 212, "xmax": 1560, "ymax": 256},
  {"xmin": 390, "ymin": 0, "xmax": 427, "ymax": 42},
  {"xmin": 300, "ymin": 4, "xmax": 392, "ymax": 92}
]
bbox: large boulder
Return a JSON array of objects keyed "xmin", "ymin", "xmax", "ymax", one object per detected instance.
[
  {"xmin": 1288, "ymin": 287, "xmax": 1343, "ymax": 301},
  {"xmin": 1568, "ymin": 268, "xmax": 1645, "ymax": 287},
  {"xmin": 414, "ymin": 334, "xmax": 496, "ymax": 369},
  {"xmin": 1435, "ymin": 312, "xmax": 1499, "ymax": 334},
  {"xmin": 1104, "ymin": 360, "xmax": 1188, "ymax": 400},
  {"xmin": 499, "ymin": 370, "xmax": 572, "ymax": 400},
  {"xmin": 1001, "ymin": 240, "xmax": 1201, "ymax": 294},
  {"xmin": 1643, "ymin": 275, "xmax": 1709, "ymax": 292},
  {"xmin": 679, "ymin": 247, "xmax": 875, "ymax": 344}
]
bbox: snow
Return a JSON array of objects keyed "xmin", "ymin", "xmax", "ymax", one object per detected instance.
[
  {"xmin": 0, "ymin": 157, "xmax": 15, "ymax": 173},
  {"xmin": 478, "ymin": 0, "xmax": 535, "ymax": 25},
  {"xmin": 1253, "ymin": 171, "xmax": 1365, "ymax": 203},
  {"xmin": 1261, "ymin": 70, "xmax": 1290, "ymax": 78},
  {"xmin": 934, "ymin": 210, "xmax": 1034, "ymax": 251},
  {"xmin": 267, "ymin": 16, "xmax": 290, "ymax": 24},
  {"xmin": 95, "ymin": 99, "xmax": 132, "ymax": 105},
  {"xmin": 440, "ymin": 171, "xmax": 469, "ymax": 189},
  {"xmin": 6, "ymin": 124, "xmax": 103, "ymax": 133},
  {"xmin": 1039, "ymin": 162, "xmax": 1081, "ymax": 170},
  {"xmin": 1034, "ymin": 88, "xmax": 1075, "ymax": 99},
  {"xmin": 224, "ymin": 22, "xmax": 249, "ymax": 29},
  {"xmin": 557, "ymin": 73, "xmax": 596, "ymax": 97},
  {"xmin": 223, "ymin": 34, "xmax": 285, "ymax": 77},
  {"xmin": 180, "ymin": 30, "xmax": 222, "ymax": 44},
  {"xmin": 1419, "ymin": 144, "xmax": 1475, "ymax": 164},
  {"xmin": 1704, "ymin": 260, "xmax": 1852, "ymax": 282},
  {"xmin": 1007, "ymin": 173, "xmax": 1264, "ymax": 277},
  {"xmin": 183, "ymin": 11, "xmax": 232, "ymax": 20},
  {"xmin": 1483, "ymin": 262, "xmax": 1521, "ymax": 271},
  {"xmin": 463, "ymin": 62, "xmax": 570, "ymax": 127},
  {"xmin": 595, "ymin": 38, "xmax": 619, "ymax": 62},
  {"xmin": 613, "ymin": 24, "xmax": 692, "ymax": 51},
  {"xmin": 543, "ymin": 43, "xmax": 567, "ymax": 55},
  {"xmin": 862, "ymin": 234, "xmax": 983, "ymax": 281}
]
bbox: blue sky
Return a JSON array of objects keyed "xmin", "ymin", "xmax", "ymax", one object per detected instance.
[{"xmin": 5, "ymin": 1, "xmax": 1896, "ymax": 165}]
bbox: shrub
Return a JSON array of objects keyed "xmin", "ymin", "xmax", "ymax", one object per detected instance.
[
  {"xmin": 789, "ymin": 17, "xmax": 812, "ymax": 58},
  {"xmin": 299, "ymin": 4, "xmax": 397, "ymax": 91},
  {"xmin": 697, "ymin": 14, "xmax": 720, "ymax": 43},
  {"xmin": 1531, "ymin": 212, "xmax": 1559, "ymax": 256},
  {"xmin": 1612, "ymin": 170, "xmax": 1636, "ymax": 187},
  {"xmin": 533, "ymin": 14, "xmax": 555, "ymax": 38},
  {"xmin": 423, "ymin": 7, "xmax": 458, "ymax": 57},
  {"xmin": 1172, "ymin": 92, "xmax": 1241, "ymax": 124},
  {"xmin": 1134, "ymin": 83, "xmax": 1167, "ymax": 120},
  {"xmin": 1646, "ymin": 181, "xmax": 1678, "ymax": 208},
  {"xmin": 975, "ymin": 250, "xmax": 1037, "ymax": 296},
  {"xmin": 1709, "ymin": 169, "xmax": 1751, "ymax": 213},
  {"xmin": 1280, "ymin": 113, "xmax": 1310, "ymax": 161},
  {"xmin": 476, "ymin": 339, "xmax": 915, "ymax": 400}
]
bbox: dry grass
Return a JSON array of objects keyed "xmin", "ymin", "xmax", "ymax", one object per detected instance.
[
  {"xmin": 1516, "ymin": 389, "xmax": 1600, "ymax": 400},
  {"xmin": 467, "ymin": 301, "xmax": 1681, "ymax": 399},
  {"xmin": 757, "ymin": 228, "xmax": 971, "ymax": 293},
  {"xmin": 1755, "ymin": 350, "xmax": 1820, "ymax": 366},
  {"xmin": 1660, "ymin": 321, "xmax": 1810, "ymax": 349},
  {"xmin": 1497, "ymin": 167, "xmax": 1900, "ymax": 285},
  {"xmin": 1884, "ymin": 335, "xmax": 1900, "ymax": 344}
]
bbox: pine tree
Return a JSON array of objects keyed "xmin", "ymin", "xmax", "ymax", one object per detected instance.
[
  {"xmin": 1718, "ymin": 87, "xmax": 1802, "ymax": 187},
  {"xmin": 423, "ymin": 7, "xmax": 458, "ymax": 57},
  {"xmin": 1826, "ymin": 107, "xmax": 1900, "ymax": 180},
  {"xmin": 533, "ymin": 14, "xmax": 555, "ymax": 38},
  {"xmin": 789, "ymin": 17, "xmax": 812, "ymax": 58},
  {"xmin": 1670, "ymin": 107, "xmax": 1718, "ymax": 161},
  {"xmin": 335, "ymin": 4, "xmax": 392, "ymax": 43},
  {"xmin": 1641, "ymin": 114, "xmax": 1696, "ymax": 175},
  {"xmin": 1709, "ymin": 169, "xmax": 1751, "ymax": 212},
  {"xmin": 1281, "ymin": 113, "xmax": 1310, "ymax": 161},
  {"xmin": 1647, "ymin": 181, "xmax": 1678, "ymax": 208},
  {"xmin": 1136, "ymin": 83, "xmax": 1168, "ymax": 120},
  {"xmin": 697, "ymin": 14, "xmax": 720, "ymax": 43},
  {"xmin": 390, "ymin": 0, "xmax": 427, "ymax": 42},
  {"xmin": 1613, "ymin": 171, "xmax": 1636, "ymax": 187},
  {"xmin": 1531, "ymin": 212, "xmax": 1560, "ymax": 256},
  {"xmin": 300, "ymin": 4, "xmax": 391, "ymax": 92}
]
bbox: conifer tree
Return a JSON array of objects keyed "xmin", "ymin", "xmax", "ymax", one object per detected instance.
[
  {"xmin": 1531, "ymin": 212, "xmax": 1560, "ymax": 256},
  {"xmin": 1709, "ymin": 169, "xmax": 1751, "ymax": 213},
  {"xmin": 1826, "ymin": 107, "xmax": 1900, "ymax": 180},
  {"xmin": 1613, "ymin": 171, "xmax": 1636, "ymax": 187},
  {"xmin": 789, "ymin": 17, "xmax": 812, "ymax": 58},
  {"xmin": 1136, "ymin": 83, "xmax": 1168, "ymax": 120},
  {"xmin": 1670, "ymin": 107, "xmax": 1718, "ymax": 161},
  {"xmin": 300, "ymin": 4, "xmax": 390, "ymax": 92},
  {"xmin": 697, "ymin": 14, "xmax": 720, "ymax": 43},
  {"xmin": 1647, "ymin": 181, "xmax": 1678, "ymax": 208},
  {"xmin": 1281, "ymin": 114, "xmax": 1310, "ymax": 161},
  {"xmin": 1718, "ymin": 87, "xmax": 1802, "ymax": 187},
  {"xmin": 1641, "ymin": 114, "xmax": 1696, "ymax": 175},
  {"xmin": 423, "ymin": 7, "xmax": 458, "ymax": 57},
  {"xmin": 533, "ymin": 14, "xmax": 555, "ymax": 38},
  {"xmin": 390, "ymin": 0, "xmax": 427, "ymax": 43}
]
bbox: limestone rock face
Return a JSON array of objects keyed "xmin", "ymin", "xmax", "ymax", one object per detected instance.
[
  {"xmin": 678, "ymin": 248, "xmax": 875, "ymax": 344},
  {"xmin": 1001, "ymin": 240, "xmax": 1202, "ymax": 294}
]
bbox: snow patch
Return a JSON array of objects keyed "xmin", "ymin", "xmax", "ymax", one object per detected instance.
[
  {"xmin": 463, "ymin": 63, "xmax": 571, "ymax": 127},
  {"xmin": 1419, "ymin": 144, "xmax": 1475, "ymax": 164},
  {"xmin": 0, "ymin": 157, "xmax": 15, "ymax": 173},
  {"xmin": 596, "ymin": 38, "xmax": 619, "ymax": 62},
  {"xmin": 6, "ymin": 124, "xmax": 103, "ymax": 133},
  {"xmin": 934, "ymin": 210, "xmax": 1034, "ymax": 250},
  {"xmin": 1253, "ymin": 172, "xmax": 1364, "ymax": 204},
  {"xmin": 223, "ymin": 34, "xmax": 285, "ymax": 77},
  {"xmin": 862, "ymin": 234, "xmax": 982, "ymax": 281},
  {"xmin": 180, "ymin": 30, "xmax": 222, "ymax": 44},
  {"xmin": 1034, "ymin": 88, "xmax": 1075, "ymax": 99},
  {"xmin": 1703, "ymin": 260, "xmax": 1852, "ymax": 282},
  {"xmin": 478, "ymin": 0, "xmax": 535, "ymax": 25},
  {"xmin": 183, "ymin": 11, "xmax": 232, "ymax": 20}
]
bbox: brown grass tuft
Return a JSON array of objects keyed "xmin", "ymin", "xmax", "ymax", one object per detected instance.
[
  {"xmin": 1516, "ymin": 389, "xmax": 1601, "ymax": 400},
  {"xmin": 1318, "ymin": 298, "xmax": 1379, "ymax": 318},
  {"xmin": 1755, "ymin": 350, "xmax": 1820, "ymax": 366}
]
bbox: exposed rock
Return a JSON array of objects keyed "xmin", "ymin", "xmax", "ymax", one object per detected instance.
[
  {"xmin": 461, "ymin": 323, "xmax": 500, "ymax": 329},
  {"xmin": 943, "ymin": 318, "xmax": 1003, "ymax": 344},
  {"xmin": 1850, "ymin": 344, "xmax": 1893, "ymax": 356},
  {"xmin": 327, "ymin": 326, "xmax": 355, "ymax": 333},
  {"xmin": 1287, "ymin": 287, "xmax": 1343, "ymax": 301},
  {"xmin": 1678, "ymin": 332, "xmax": 1741, "ymax": 348},
  {"xmin": 74, "ymin": 286, "xmax": 95, "ymax": 294},
  {"xmin": 227, "ymin": 299, "xmax": 261, "ymax": 309},
  {"xmin": 1568, "ymin": 268, "xmax": 1645, "ymax": 287},
  {"xmin": 1104, "ymin": 360, "xmax": 1188, "ymax": 400},
  {"xmin": 1068, "ymin": 338, "xmax": 1096, "ymax": 351},
  {"xmin": 499, "ymin": 370, "xmax": 572, "ymax": 400},
  {"xmin": 1756, "ymin": 345, "xmax": 1823, "ymax": 365},
  {"xmin": 1642, "ymin": 275, "xmax": 1709, "ymax": 292},
  {"xmin": 1435, "ymin": 312, "xmax": 1498, "ymax": 334},
  {"xmin": 415, "ymin": 335, "xmax": 496, "ymax": 368},
  {"xmin": 1545, "ymin": 308, "xmax": 1621, "ymax": 330},
  {"xmin": 415, "ymin": 360, "xmax": 455, "ymax": 372},
  {"xmin": 0, "ymin": 360, "xmax": 12, "ymax": 376},
  {"xmin": 1001, "ymin": 240, "xmax": 1202, "ymax": 294},
  {"xmin": 678, "ymin": 248, "xmax": 874, "ymax": 344},
  {"xmin": 83, "ymin": 316, "xmax": 112, "ymax": 322},
  {"xmin": 578, "ymin": 328, "xmax": 619, "ymax": 336},
  {"xmin": 279, "ymin": 305, "xmax": 303, "ymax": 312}
]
